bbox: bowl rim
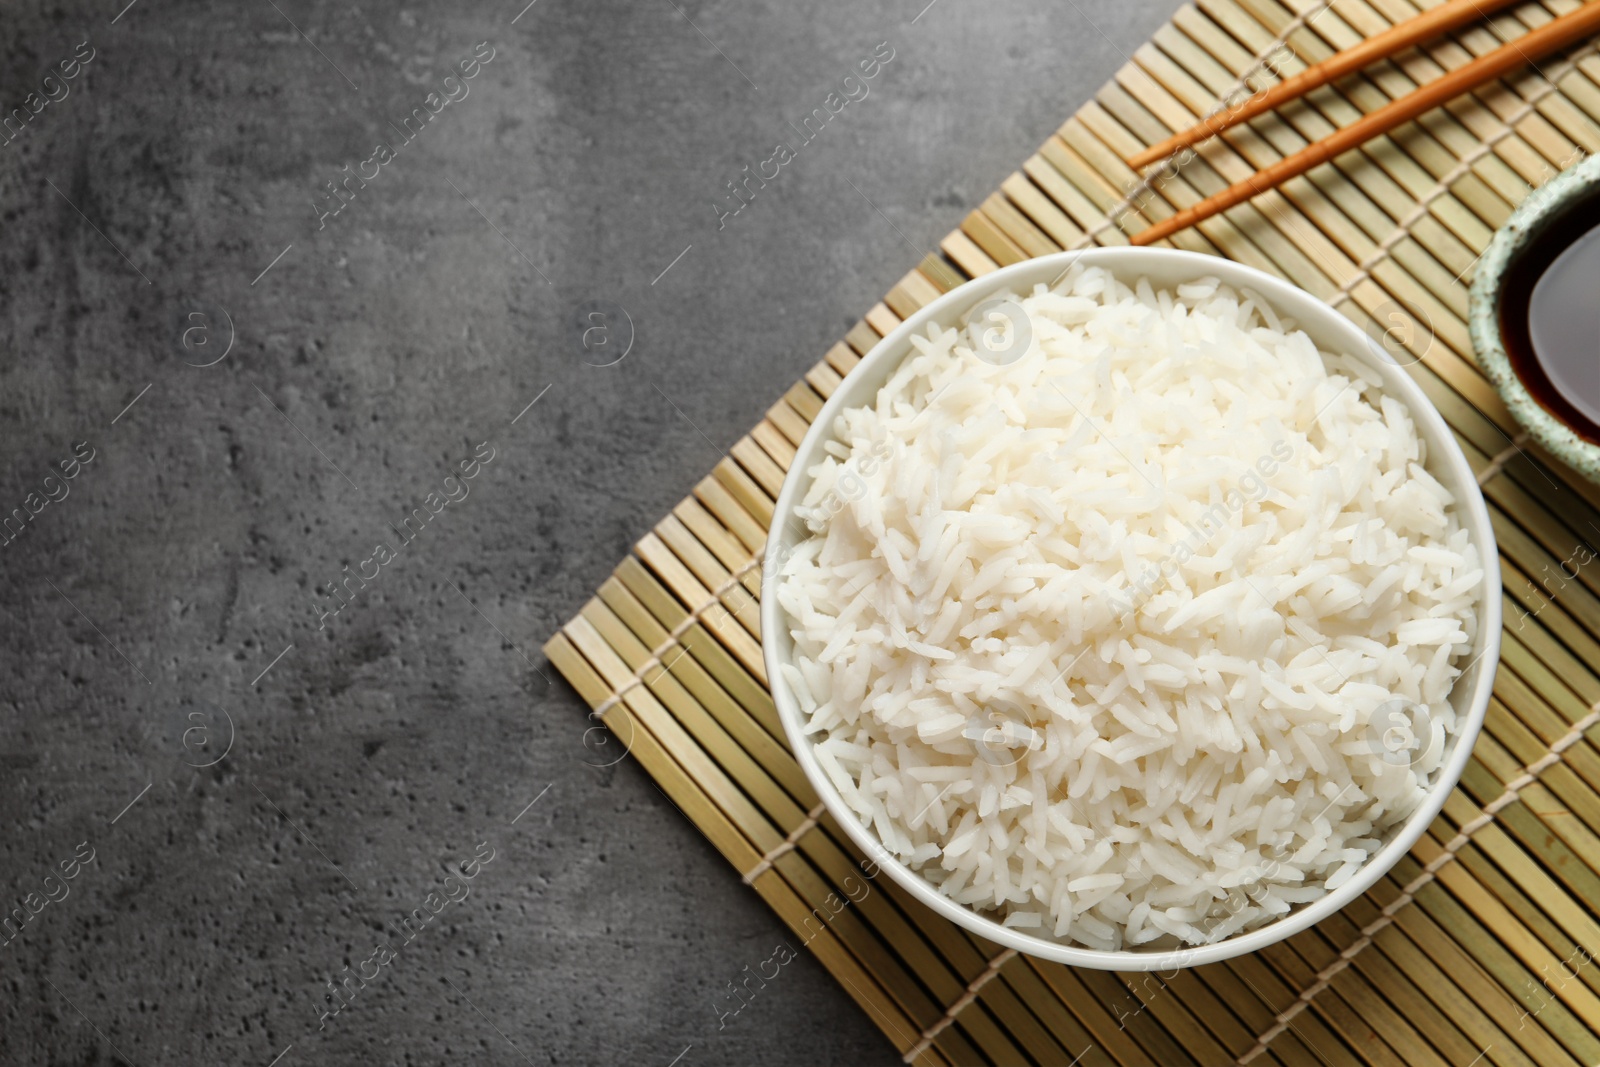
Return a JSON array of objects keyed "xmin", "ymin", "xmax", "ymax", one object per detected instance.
[
  {"xmin": 1467, "ymin": 151, "xmax": 1600, "ymax": 484},
  {"xmin": 760, "ymin": 247, "xmax": 1502, "ymax": 970}
]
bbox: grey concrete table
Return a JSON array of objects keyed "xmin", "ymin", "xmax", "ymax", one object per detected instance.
[{"xmin": 0, "ymin": 1, "xmax": 1175, "ymax": 1062}]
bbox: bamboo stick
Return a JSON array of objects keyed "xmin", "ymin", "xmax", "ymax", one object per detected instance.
[
  {"xmin": 1347, "ymin": 856, "xmax": 1584, "ymax": 1067},
  {"xmin": 1131, "ymin": 0, "xmax": 1525, "ymax": 168},
  {"xmin": 1132, "ymin": 1, "xmax": 1600, "ymax": 245}
]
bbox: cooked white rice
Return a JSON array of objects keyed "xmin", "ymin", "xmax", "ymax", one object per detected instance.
[{"xmin": 774, "ymin": 265, "xmax": 1483, "ymax": 949}]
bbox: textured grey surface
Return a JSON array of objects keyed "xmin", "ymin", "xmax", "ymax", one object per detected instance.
[{"xmin": 0, "ymin": 1, "xmax": 1176, "ymax": 1063}]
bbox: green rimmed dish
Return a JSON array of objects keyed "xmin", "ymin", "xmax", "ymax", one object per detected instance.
[{"xmin": 1468, "ymin": 152, "xmax": 1600, "ymax": 485}]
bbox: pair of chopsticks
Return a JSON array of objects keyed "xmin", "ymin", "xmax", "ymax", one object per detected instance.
[{"xmin": 1129, "ymin": 0, "xmax": 1600, "ymax": 246}]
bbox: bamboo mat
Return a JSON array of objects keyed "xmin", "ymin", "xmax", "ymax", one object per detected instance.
[{"xmin": 543, "ymin": 0, "xmax": 1600, "ymax": 1061}]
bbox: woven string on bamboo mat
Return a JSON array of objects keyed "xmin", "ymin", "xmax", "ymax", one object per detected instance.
[{"xmin": 544, "ymin": 0, "xmax": 1600, "ymax": 1061}]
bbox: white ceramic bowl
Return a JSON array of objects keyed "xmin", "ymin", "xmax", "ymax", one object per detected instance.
[{"xmin": 761, "ymin": 248, "xmax": 1502, "ymax": 970}]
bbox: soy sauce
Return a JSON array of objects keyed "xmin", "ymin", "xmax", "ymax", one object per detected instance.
[{"xmin": 1497, "ymin": 193, "xmax": 1600, "ymax": 445}]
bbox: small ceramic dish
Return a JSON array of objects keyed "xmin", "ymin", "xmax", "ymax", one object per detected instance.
[{"xmin": 1468, "ymin": 151, "xmax": 1600, "ymax": 484}]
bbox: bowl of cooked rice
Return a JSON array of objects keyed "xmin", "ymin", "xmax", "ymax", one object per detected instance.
[{"xmin": 762, "ymin": 247, "xmax": 1500, "ymax": 970}]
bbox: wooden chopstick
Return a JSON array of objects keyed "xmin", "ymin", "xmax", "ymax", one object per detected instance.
[
  {"xmin": 1130, "ymin": 0, "xmax": 1600, "ymax": 246},
  {"xmin": 1126, "ymin": 0, "xmax": 1520, "ymax": 170}
]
